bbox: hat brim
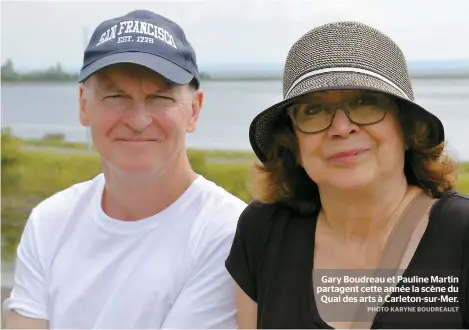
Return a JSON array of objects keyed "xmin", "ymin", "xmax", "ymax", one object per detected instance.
[
  {"xmin": 249, "ymin": 71, "xmax": 445, "ymax": 163},
  {"xmin": 78, "ymin": 52, "xmax": 194, "ymax": 85}
]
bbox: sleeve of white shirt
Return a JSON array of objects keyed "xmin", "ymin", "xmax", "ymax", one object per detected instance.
[
  {"xmin": 160, "ymin": 223, "xmax": 238, "ymax": 329},
  {"xmin": 3, "ymin": 208, "xmax": 49, "ymax": 320}
]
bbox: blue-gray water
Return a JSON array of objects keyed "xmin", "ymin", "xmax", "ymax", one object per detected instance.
[
  {"xmin": 1, "ymin": 78, "xmax": 468, "ymax": 160},
  {"xmin": 1, "ymin": 78, "xmax": 468, "ymax": 286}
]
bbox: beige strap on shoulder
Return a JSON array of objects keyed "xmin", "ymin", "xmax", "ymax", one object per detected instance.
[{"xmin": 350, "ymin": 191, "xmax": 436, "ymax": 329}]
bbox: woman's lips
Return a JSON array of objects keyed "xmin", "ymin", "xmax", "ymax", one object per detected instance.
[{"xmin": 328, "ymin": 148, "xmax": 370, "ymax": 164}]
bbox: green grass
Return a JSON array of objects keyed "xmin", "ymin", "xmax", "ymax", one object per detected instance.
[
  {"xmin": 188, "ymin": 149, "xmax": 256, "ymax": 162},
  {"xmin": 21, "ymin": 136, "xmax": 95, "ymax": 150},
  {"xmin": 456, "ymin": 165, "xmax": 469, "ymax": 193},
  {"xmin": 1, "ymin": 136, "xmax": 254, "ymax": 260},
  {"xmin": 2, "ymin": 134, "xmax": 469, "ymax": 261},
  {"xmin": 21, "ymin": 136, "xmax": 256, "ymax": 162}
]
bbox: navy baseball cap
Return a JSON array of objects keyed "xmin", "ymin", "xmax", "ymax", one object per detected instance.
[{"xmin": 79, "ymin": 10, "xmax": 200, "ymax": 88}]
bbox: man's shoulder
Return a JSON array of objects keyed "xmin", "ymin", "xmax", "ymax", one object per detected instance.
[
  {"xmin": 196, "ymin": 174, "xmax": 246, "ymax": 200},
  {"xmin": 194, "ymin": 175, "xmax": 247, "ymax": 215},
  {"xmin": 14, "ymin": 174, "xmax": 104, "ymax": 269},
  {"xmin": 29, "ymin": 174, "xmax": 103, "ymax": 226},
  {"xmin": 188, "ymin": 176, "xmax": 247, "ymax": 238}
]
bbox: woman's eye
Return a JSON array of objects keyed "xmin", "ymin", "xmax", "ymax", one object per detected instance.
[
  {"xmin": 357, "ymin": 94, "xmax": 379, "ymax": 105},
  {"xmin": 303, "ymin": 105, "xmax": 324, "ymax": 115}
]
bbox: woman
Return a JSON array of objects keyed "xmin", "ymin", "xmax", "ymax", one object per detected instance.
[{"xmin": 225, "ymin": 21, "xmax": 469, "ymax": 329}]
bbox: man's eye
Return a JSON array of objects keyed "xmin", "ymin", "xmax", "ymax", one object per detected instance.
[
  {"xmin": 149, "ymin": 95, "xmax": 176, "ymax": 105},
  {"xmin": 106, "ymin": 95, "xmax": 124, "ymax": 99},
  {"xmin": 151, "ymin": 95, "xmax": 172, "ymax": 100}
]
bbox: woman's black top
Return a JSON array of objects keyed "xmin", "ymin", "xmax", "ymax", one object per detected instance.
[{"xmin": 225, "ymin": 190, "xmax": 469, "ymax": 329}]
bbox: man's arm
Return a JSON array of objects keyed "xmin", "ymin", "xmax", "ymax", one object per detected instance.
[
  {"xmin": 3, "ymin": 209, "xmax": 50, "ymax": 329},
  {"xmin": 160, "ymin": 228, "xmax": 238, "ymax": 329},
  {"xmin": 4, "ymin": 310, "xmax": 49, "ymax": 329}
]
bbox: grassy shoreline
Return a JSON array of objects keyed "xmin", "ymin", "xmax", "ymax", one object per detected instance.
[
  {"xmin": 2, "ymin": 135, "xmax": 468, "ymax": 261},
  {"xmin": 19, "ymin": 137, "xmax": 257, "ymax": 162},
  {"xmin": 12, "ymin": 135, "xmax": 469, "ymax": 195},
  {"xmin": 12, "ymin": 135, "xmax": 469, "ymax": 176},
  {"xmin": 1, "ymin": 134, "xmax": 255, "ymax": 260}
]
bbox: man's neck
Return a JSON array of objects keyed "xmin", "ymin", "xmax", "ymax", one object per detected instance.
[
  {"xmin": 101, "ymin": 153, "xmax": 198, "ymax": 221},
  {"xmin": 318, "ymin": 174, "xmax": 421, "ymax": 241}
]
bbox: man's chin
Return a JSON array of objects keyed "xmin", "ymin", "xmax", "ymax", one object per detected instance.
[{"xmin": 102, "ymin": 159, "xmax": 169, "ymax": 177}]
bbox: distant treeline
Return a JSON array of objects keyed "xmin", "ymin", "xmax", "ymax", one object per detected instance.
[
  {"xmin": 1, "ymin": 59, "xmax": 79, "ymax": 82},
  {"xmin": 2, "ymin": 59, "xmax": 468, "ymax": 83},
  {"xmin": 1, "ymin": 59, "xmax": 212, "ymax": 83}
]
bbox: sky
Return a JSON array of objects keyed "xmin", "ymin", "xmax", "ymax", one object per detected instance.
[{"xmin": 1, "ymin": 0, "xmax": 469, "ymax": 73}]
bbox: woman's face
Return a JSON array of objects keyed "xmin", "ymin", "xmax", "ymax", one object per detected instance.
[{"xmin": 290, "ymin": 89, "xmax": 406, "ymax": 191}]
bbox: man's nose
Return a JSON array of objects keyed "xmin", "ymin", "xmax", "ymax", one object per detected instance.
[{"xmin": 124, "ymin": 104, "xmax": 153, "ymax": 132}]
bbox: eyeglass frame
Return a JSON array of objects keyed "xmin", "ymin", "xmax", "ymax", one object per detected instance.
[{"xmin": 286, "ymin": 92, "xmax": 395, "ymax": 134}]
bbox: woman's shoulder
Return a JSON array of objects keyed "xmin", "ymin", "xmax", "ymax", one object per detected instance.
[
  {"xmin": 432, "ymin": 190, "xmax": 469, "ymax": 231},
  {"xmin": 445, "ymin": 190, "xmax": 469, "ymax": 204},
  {"xmin": 435, "ymin": 190, "xmax": 469, "ymax": 216},
  {"xmin": 226, "ymin": 200, "xmax": 295, "ymax": 298},
  {"xmin": 235, "ymin": 200, "xmax": 305, "ymax": 241},
  {"xmin": 236, "ymin": 200, "xmax": 284, "ymax": 231}
]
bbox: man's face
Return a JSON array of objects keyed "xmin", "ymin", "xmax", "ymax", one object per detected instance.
[{"xmin": 78, "ymin": 64, "xmax": 203, "ymax": 175}]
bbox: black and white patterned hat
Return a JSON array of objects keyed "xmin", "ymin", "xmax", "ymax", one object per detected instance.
[{"xmin": 249, "ymin": 21, "xmax": 445, "ymax": 163}]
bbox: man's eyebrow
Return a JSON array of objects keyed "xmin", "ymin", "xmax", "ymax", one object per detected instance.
[
  {"xmin": 97, "ymin": 82, "xmax": 125, "ymax": 93},
  {"xmin": 96, "ymin": 80, "xmax": 176, "ymax": 94},
  {"xmin": 154, "ymin": 81, "xmax": 176, "ymax": 93}
]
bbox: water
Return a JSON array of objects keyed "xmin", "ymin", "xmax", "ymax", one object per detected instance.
[
  {"xmin": 1, "ymin": 78, "xmax": 468, "ymax": 285},
  {"xmin": 1, "ymin": 79, "xmax": 468, "ymax": 160}
]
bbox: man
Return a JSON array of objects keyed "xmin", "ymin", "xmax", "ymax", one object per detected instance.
[{"xmin": 3, "ymin": 9, "xmax": 246, "ymax": 329}]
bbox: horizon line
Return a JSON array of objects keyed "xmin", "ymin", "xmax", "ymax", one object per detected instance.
[{"xmin": 3, "ymin": 58, "xmax": 469, "ymax": 74}]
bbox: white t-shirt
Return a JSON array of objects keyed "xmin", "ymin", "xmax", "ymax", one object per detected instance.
[{"xmin": 3, "ymin": 173, "xmax": 247, "ymax": 329}]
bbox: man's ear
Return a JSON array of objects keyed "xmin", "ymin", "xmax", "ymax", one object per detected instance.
[
  {"xmin": 187, "ymin": 89, "xmax": 203, "ymax": 133},
  {"xmin": 79, "ymin": 83, "xmax": 90, "ymax": 127}
]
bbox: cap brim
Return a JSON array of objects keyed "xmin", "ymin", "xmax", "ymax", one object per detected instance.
[
  {"xmin": 249, "ymin": 71, "xmax": 445, "ymax": 163},
  {"xmin": 78, "ymin": 52, "xmax": 194, "ymax": 84}
]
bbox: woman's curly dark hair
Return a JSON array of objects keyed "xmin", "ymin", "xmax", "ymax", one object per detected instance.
[{"xmin": 248, "ymin": 97, "xmax": 459, "ymax": 215}]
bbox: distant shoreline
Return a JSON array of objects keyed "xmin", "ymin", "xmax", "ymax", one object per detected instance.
[
  {"xmin": 2, "ymin": 74, "xmax": 469, "ymax": 85},
  {"xmin": 4, "ymin": 57, "xmax": 469, "ymax": 84},
  {"xmin": 0, "ymin": 77, "xmax": 283, "ymax": 84}
]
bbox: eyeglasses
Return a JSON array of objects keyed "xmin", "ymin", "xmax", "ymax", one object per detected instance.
[{"xmin": 286, "ymin": 91, "xmax": 393, "ymax": 134}]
